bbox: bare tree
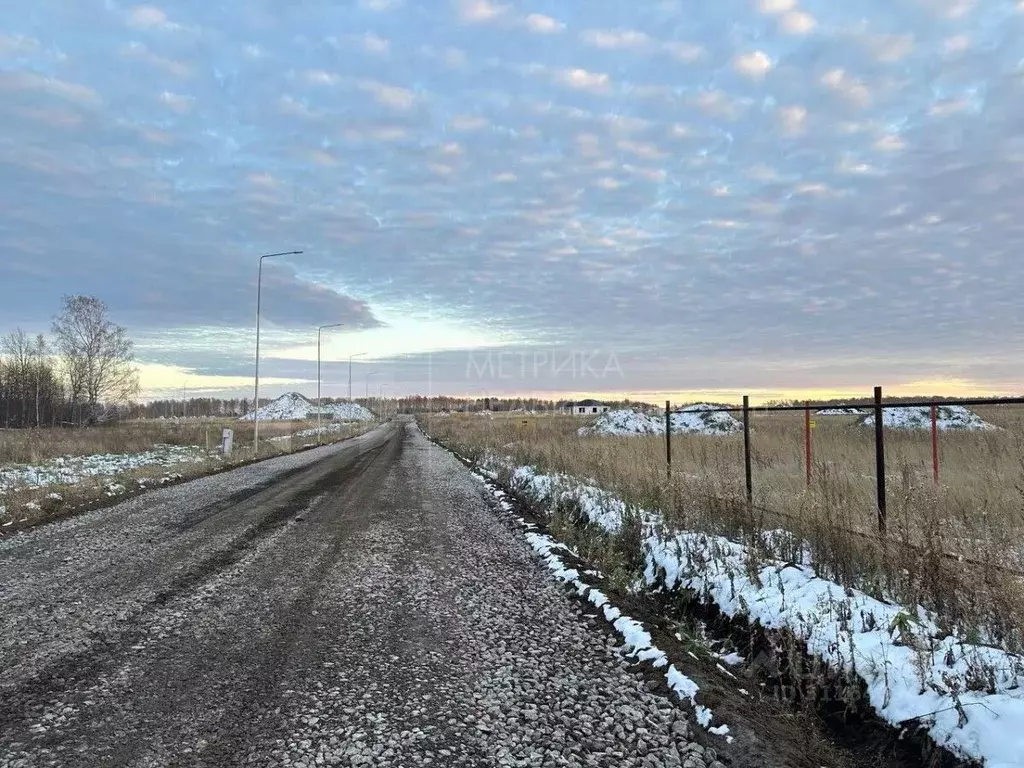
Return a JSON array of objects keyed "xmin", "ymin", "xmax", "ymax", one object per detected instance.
[
  {"xmin": 2, "ymin": 329, "xmax": 32, "ymax": 370},
  {"xmin": 34, "ymin": 334, "xmax": 47, "ymax": 427},
  {"xmin": 2, "ymin": 329, "xmax": 32, "ymax": 427},
  {"xmin": 52, "ymin": 296, "xmax": 139, "ymax": 425},
  {"xmin": 1, "ymin": 328, "xmax": 64, "ymax": 428}
]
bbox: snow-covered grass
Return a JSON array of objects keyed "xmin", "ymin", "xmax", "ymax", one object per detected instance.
[
  {"xmin": 0, "ymin": 445, "xmax": 211, "ymax": 492},
  {"xmin": 269, "ymin": 421, "xmax": 370, "ymax": 443},
  {"xmin": 817, "ymin": 407, "xmax": 865, "ymax": 416},
  {"xmin": 860, "ymin": 405, "xmax": 997, "ymax": 431},
  {"xmin": 289, "ymin": 423, "xmax": 349, "ymax": 439},
  {"xmin": 483, "ymin": 454, "xmax": 1024, "ymax": 768},
  {"xmin": 579, "ymin": 405, "xmax": 742, "ymax": 437}
]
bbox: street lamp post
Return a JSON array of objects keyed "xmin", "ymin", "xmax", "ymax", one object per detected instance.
[
  {"xmin": 348, "ymin": 352, "xmax": 366, "ymax": 401},
  {"xmin": 317, "ymin": 323, "xmax": 344, "ymax": 445},
  {"xmin": 365, "ymin": 372, "xmax": 379, "ymax": 419},
  {"xmin": 254, "ymin": 249, "xmax": 303, "ymax": 456}
]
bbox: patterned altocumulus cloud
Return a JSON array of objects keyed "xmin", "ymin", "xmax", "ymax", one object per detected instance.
[{"xmin": 2, "ymin": 0, "xmax": 1024, "ymax": 398}]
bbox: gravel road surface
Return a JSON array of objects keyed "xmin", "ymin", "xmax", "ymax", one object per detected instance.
[{"xmin": 0, "ymin": 419, "xmax": 718, "ymax": 768}]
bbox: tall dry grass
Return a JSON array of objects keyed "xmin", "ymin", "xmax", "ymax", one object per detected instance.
[
  {"xmin": 423, "ymin": 408, "xmax": 1024, "ymax": 650},
  {"xmin": 0, "ymin": 419, "xmax": 328, "ymax": 465}
]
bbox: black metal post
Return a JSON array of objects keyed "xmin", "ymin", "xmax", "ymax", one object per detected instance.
[
  {"xmin": 874, "ymin": 385, "xmax": 887, "ymax": 534},
  {"xmin": 742, "ymin": 395, "xmax": 753, "ymax": 506},
  {"xmin": 665, "ymin": 400, "xmax": 672, "ymax": 479}
]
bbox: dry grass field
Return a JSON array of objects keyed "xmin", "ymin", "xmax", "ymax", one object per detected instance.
[
  {"xmin": 423, "ymin": 407, "xmax": 1024, "ymax": 649},
  {"xmin": 0, "ymin": 419, "xmax": 325, "ymax": 465},
  {"xmin": 0, "ymin": 418, "xmax": 374, "ymax": 529}
]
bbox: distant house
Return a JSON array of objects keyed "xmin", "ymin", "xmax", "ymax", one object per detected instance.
[{"xmin": 565, "ymin": 398, "xmax": 610, "ymax": 415}]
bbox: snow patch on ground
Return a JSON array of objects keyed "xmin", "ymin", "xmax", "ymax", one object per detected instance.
[
  {"xmin": 269, "ymin": 422, "xmax": 368, "ymax": 443},
  {"xmin": 0, "ymin": 445, "xmax": 213, "ymax": 492},
  {"xmin": 579, "ymin": 405, "xmax": 742, "ymax": 437},
  {"xmin": 510, "ymin": 465, "xmax": 633, "ymax": 534},
  {"xmin": 817, "ymin": 407, "xmax": 865, "ymax": 416},
  {"xmin": 486, "ymin": 454, "xmax": 1024, "ymax": 768},
  {"xmin": 648, "ymin": 532, "xmax": 1024, "ymax": 766},
  {"xmin": 859, "ymin": 405, "xmax": 996, "ymax": 431},
  {"xmin": 292, "ymin": 423, "xmax": 350, "ymax": 438}
]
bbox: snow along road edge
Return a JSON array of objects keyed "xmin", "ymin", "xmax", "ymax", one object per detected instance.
[{"xmin": 473, "ymin": 453, "xmax": 1023, "ymax": 768}]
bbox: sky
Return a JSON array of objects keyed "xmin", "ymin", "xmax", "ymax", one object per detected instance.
[{"xmin": 2, "ymin": 0, "xmax": 1023, "ymax": 403}]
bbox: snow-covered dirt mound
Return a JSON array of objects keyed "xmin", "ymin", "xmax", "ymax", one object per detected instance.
[
  {"xmin": 317, "ymin": 402, "xmax": 375, "ymax": 422},
  {"xmin": 240, "ymin": 392, "xmax": 314, "ymax": 421},
  {"xmin": 578, "ymin": 409, "xmax": 663, "ymax": 436},
  {"xmin": 240, "ymin": 394, "xmax": 375, "ymax": 422},
  {"xmin": 817, "ymin": 407, "xmax": 865, "ymax": 416},
  {"xmin": 578, "ymin": 406, "xmax": 742, "ymax": 437},
  {"xmin": 859, "ymin": 405, "xmax": 997, "ymax": 431},
  {"xmin": 671, "ymin": 404, "xmax": 743, "ymax": 435}
]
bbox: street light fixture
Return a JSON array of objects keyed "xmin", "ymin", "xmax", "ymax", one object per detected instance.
[
  {"xmin": 317, "ymin": 323, "xmax": 344, "ymax": 445},
  {"xmin": 254, "ymin": 250, "xmax": 303, "ymax": 457},
  {"xmin": 348, "ymin": 352, "xmax": 366, "ymax": 401}
]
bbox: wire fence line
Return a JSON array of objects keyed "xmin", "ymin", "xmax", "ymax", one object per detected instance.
[
  {"xmin": 669, "ymin": 395, "xmax": 1024, "ymax": 414},
  {"xmin": 659, "ymin": 386, "xmax": 1024, "ymax": 536},
  {"xmin": 698, "ymin": 490, "xmax": 1024, "ymax": 580},
  {"xmin": 420, "ymin": 391, "xmax": 1024, "ymax": 587}
]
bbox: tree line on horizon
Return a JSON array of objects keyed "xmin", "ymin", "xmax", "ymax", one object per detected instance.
[
  {"xmin": 0, "ymin": 296, "xmax": 139, "ymax": 428},
  {"xmin": 123, "ymin": 395, "xmax": 577, "ymax": 419},
  {"xmin": 124, "ymin": 395, "xmax": 646, "ymax": 420}
]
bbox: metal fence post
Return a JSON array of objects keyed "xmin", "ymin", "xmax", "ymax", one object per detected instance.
[
  {"xmin": 665, "ymin": 400, "xmax": 672, "ymax": 479},
  {"xmin": 873, "ymin": 386, "xmax": 887, "ymax": 534},
  {"xmin": 743, "ymin": 395, "xmax": 753, "ymax": 506},
  {"xmin": 804, "ymin": 400, "xmax": 812, "ymax": 486},
  {"xmin": 931, "ymin": 402, "xmax": 940, "ymax": 486}
]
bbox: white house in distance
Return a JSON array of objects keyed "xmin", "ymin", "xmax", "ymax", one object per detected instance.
[{"xmin": 565, "ymin": 398, "xmax": 611, "ymax": 415}]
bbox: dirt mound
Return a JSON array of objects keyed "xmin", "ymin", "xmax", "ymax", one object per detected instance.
[
  {"xmin": 579, "ymin": 406, "xmax": 742, "ymax": 436},
  {"xmin": 858, "ymin": 405, "xmax": 996, "ymax": 431}
]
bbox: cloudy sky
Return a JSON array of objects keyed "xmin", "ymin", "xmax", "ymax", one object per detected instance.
[{"xmin": 2, "ymin": 0, "xmax": 1023, "ymax": 402}]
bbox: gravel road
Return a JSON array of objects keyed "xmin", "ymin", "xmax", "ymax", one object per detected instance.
[{"xmin": 0, "ymin": 418, "xmax": 719, "ymax": 768}]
